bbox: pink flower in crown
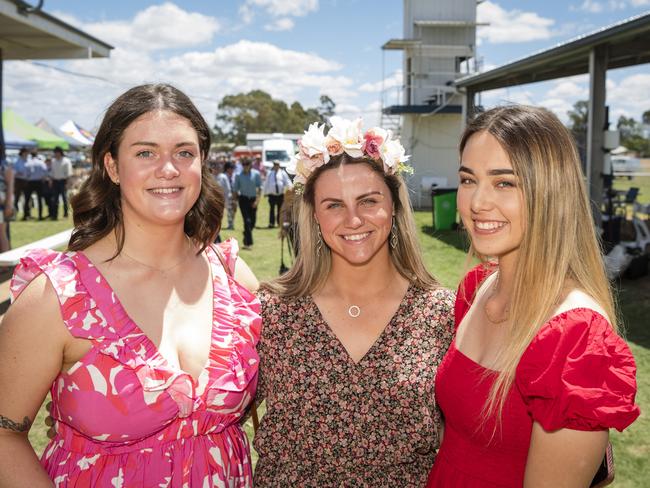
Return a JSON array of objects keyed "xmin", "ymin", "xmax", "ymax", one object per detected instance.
[
  {"xmin": 325, "ymin": 138, "xmax": 344, "ymax": 156},
  {"xmin": 327, "ymin": 116, "xmax": 364, "ymax": 158},
  {"xmin": 362, "ymin": 127, "xmax": 388, "ymax": 160}
]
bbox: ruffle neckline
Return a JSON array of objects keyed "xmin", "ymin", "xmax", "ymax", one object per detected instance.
[{"xmin": 12, "ymin": 243, "xmax": 261, "ymax": 418}]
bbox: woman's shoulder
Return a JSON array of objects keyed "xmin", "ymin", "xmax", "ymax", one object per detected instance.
[
  {"xmin": 411, "ymin": 285, "xmax": 456, "ymax": 312},
  {"xmin": 10, "ymin": 248, "xmax": 79, "ymax": 303},
  {"xmin": 406, "ymin": 285, "xmax": 456, "ymax": 337},
  {"xmin": 256, "ymin": 288, "xmax": 304, "ymax": 311}
]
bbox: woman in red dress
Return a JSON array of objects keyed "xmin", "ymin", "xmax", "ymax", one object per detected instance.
[{"xmin": 427, "ymin": 105, "xmax": 640, "ymax": 487}]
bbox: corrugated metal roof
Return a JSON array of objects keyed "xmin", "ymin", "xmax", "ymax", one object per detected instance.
[{"xmin": 456, "ymin": 10, "xmax": 650, "ymax": 91}]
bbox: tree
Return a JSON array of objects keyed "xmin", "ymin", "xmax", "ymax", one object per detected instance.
[
  {"xmin": 214, "ymin": 90, "xmax": 336, "ymax": 145},
  {"xmin": 567, "ymin": 100, "xmax": 589, "ymax": 161},
  {"xmin": 616, "ymin": 115, "xmax": 638, "ymax": 140},
  {"xmin": 642, "ymin": 109, "xmax": 650, "ymax": 125},
  {"xmin": 318, "ymin": 95, "xmax": 336, "ymax": 121}
]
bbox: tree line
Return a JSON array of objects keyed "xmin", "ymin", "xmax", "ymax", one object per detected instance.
[
  {"xmin": 567, "ymin": 100, "xmax": 650, "ymax": 158},
  {"xmin": 213, "ymin": 90, "xmax": 335, "ymax": 145}
]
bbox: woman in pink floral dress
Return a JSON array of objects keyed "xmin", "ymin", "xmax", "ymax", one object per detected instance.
[{"xmin": 0, "ymin": 84, "xmax": 260, "ymax": 487}]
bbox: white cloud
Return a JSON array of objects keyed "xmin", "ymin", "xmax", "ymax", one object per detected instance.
[
  {"xmin": 62, "ymin": 3, "xmax": 221, "ymax": 52},
  {"xmin": 477, "ymin": 1, "xmax": 555, "ymax": 44},
  {"xmin": 239, "ymin": 0, "xmax": 319, "ymax": 30},
  {"xmin": 359, "ymin": 70, "xmax": 403, "ymax": 93},
  {"xmin": 546, "ymin": 80, "xmax": 589, "ymax": 99},
  {"xmin": 572, "ymin": 0, "xmax": 643, "ymax": 11},
  {"xmin": 574, "ymin": 0, "xmax": 605, "ymax": 13},
  {"xmin": 4, "ymin": 35, "xmax": 351, "ymax": 131},
  {"xmin": 608, "ymin": 74, "xmax": 650, "ymax": 117},
  {"xmin": 265, "ymin": 17, "xmax": 295, "ymax": 31}
]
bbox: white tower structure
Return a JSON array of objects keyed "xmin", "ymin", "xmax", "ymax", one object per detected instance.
[{"xmin": 381, "ymin": 0, "xmax": 479, "ymax": 207}]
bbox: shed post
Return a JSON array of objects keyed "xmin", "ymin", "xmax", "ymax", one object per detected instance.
[{"xmin": 586, "ymin": 44, "xmax": 608, "ymax": 225}]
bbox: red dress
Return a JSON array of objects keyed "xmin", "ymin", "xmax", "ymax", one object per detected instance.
[{"xmin": 426, "ymin": 265, "xmax": 640, "ymax": 487}]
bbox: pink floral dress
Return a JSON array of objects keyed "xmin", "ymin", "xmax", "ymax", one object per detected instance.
[{"xmin": 10, "ymin": 240, "xmax": 260, "ymax": 487}]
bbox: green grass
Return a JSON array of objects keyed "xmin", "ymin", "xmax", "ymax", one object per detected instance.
[{"xmin": 13, "ymin": 198, "xmax": 649, "ymax": 486}]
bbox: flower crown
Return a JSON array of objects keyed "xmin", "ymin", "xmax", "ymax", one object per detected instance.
[{"xmin": 287, "ymin": 116, "xmax": 412, "ymax": 192}]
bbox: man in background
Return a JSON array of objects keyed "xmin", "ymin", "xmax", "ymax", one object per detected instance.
[
  {"xmin": 50, "ymin": 146, "xmax": 72, "ymax": 219},
  {"xmin": 263, "ymin": 160, "xmax": 291, "ymax": 228},
  {"xmin": 218, "ymin": 162, "xmax": 236, "ymax": 231},
  {"xmin": 23, "ymin": 150, "xmax": 48, "ymax": 220},
  {"xmin": 13, "ymin": 147, "xmax": 28, "ymax": 216},
  {"xmin": 232, "ymin": 158, "xmax": 261, "ymax": 250}
]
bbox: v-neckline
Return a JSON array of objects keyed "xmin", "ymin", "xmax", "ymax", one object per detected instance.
[
  {"xmin": 75, "ymin": 246, "xmax": 219, "ymax": 385},
  {"xmin": 309, "ymin": 284, "xmax": 413, "ymax": 367}
]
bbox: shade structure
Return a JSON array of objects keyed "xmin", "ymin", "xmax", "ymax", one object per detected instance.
[
  {"xmin": 3, "ymin": 108, "xmax": 68, "ymax": 149},
  {"xmin": 35, "ymin": 118, "xmax": 85, "ymax": 149},
  {"xmin": 3, "ymin": 129, "xmax": 37, "ymax": 149},
  {"xmin": 60, "ymin": 119, "xmax": 94, "ymax": 146}
]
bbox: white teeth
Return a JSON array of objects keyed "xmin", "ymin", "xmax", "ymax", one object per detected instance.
[
  {"xmin": 343, "ymin": 232, "xmax": 370, "ymax": 241},
  {"xmin": 150, "ymin": 188, "xmax": 180, "ymax": 194},
  {"xmin": 475, "ymin": 221, "xmax": 505, "ymax": 230}
]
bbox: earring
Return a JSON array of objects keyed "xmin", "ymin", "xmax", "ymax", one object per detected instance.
[
  {"xmin": 390, "ymin": 220, "xmax": 398, "ymax": 249},
  {"xmin": 316, "ymin": 226, "xmax": 323, "ymax": 257}
]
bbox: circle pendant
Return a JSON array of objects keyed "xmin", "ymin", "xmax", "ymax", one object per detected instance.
[{"xmin": 348, "ymin": 305, "xmax": 361, "ymax": 318}]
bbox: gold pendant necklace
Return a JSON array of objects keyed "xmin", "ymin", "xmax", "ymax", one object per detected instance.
[
  {"xmin": 120, "ymin": 235, "xmax": 192, "ymax": 273},
  {"xmin": 484, "ymin": 275, "xmax": 509, "ymax": 324}
]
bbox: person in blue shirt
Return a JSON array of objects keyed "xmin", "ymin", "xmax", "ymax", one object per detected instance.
[
  {"xmin": 12, "ymin": 147, "xmax": 29, "ymax": 215},
  {"xmin": 23, "ymin": 152, "xmax": 49, "ymax": 220},
  {"xmin": 233, "ymin": 158, "xmax": 262, "ymax": 249}
]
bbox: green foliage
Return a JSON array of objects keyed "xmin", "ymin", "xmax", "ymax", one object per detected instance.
[
  {"xmin": 567, "ymin": 100, "xmax": 589, "ymax": 158},
  {"xmin": 617, "ymin": 115, "xmax": 650, "ymax": 157},
  {"xmin": 214, "ymin": 90, "xmax": 336, "ymax": 145}
]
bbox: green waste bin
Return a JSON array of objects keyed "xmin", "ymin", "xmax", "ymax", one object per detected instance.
[{"xmin": 432, "ymin": 188, "xmax": 457, "ymax": 230}]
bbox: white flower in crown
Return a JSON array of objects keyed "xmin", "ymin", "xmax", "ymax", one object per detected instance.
[
  {"xmin": 300, "ymin": 122, "xmax": 329, "ymax": 161},
  {"xmin": 326, "ymin": 116, "xmax": 364, "ymax": 158},
  {"xmin": 287, "ymin": 122, "xmax": 329, "ymax": 185},
  {"xmin": 380, "ymin": 135, "xmax": 410, "ymax": 174}
]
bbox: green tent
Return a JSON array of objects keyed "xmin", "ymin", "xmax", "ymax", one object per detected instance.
[{"xmin": 2, "ymin": 109, "xmax": 69, "ymax": 150}]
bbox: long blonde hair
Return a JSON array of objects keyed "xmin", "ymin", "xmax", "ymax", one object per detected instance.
[
  {"xmin": 460, "ymin": 105, "xmax": 618, "ymax": 421},
  {"xmin": 262, "ymin": 154, "xmax": 439, "ymax": 296}
]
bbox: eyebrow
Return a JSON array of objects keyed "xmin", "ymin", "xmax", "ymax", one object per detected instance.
[
  {"xmin": 319, "ymin": 191, "xmax": 383, "ymax": 204},
  {"xmin": 130, "ymin": 141, "xmax": 198, "ymax": 148},
  {"xmin": 459, "ymin": 165, "xmax": 514, "ymax": 176}
]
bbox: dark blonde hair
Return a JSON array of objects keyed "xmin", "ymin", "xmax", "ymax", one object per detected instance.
[
  {"xmin": 460, "ymin": 105, "xmax": 618, "ymax": 422},
  {"xmin": 68, "ymin": 83, "xmax": 224, "ymax": 254},
  {"xmin": 262, "ymin": 154, "xmax": 439, "ymax": 296}
]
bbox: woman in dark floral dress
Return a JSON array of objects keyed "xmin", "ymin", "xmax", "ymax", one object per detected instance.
[{"xmin": 253, "ymin": 118, "xmax": 455, "ymax": 486}]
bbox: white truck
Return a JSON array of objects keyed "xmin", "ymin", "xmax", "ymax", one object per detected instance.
[{"xmin": 262, "ymin": 137, "xmax": 295, "ymax": 168}]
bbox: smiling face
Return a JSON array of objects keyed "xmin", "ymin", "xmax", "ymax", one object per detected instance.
[
  {"xmin": 313, "ymin": 162, "xmax": 394, "ymax": 267},
  {"xmin": 457, "ymin": 130, "xmax": 525, "ymax": 264},
  {"xmin": 104, "ymin": 110, "xmax": 202, "ymax": 228}
]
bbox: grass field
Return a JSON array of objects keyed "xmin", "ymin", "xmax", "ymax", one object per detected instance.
[{"xmin": 7, "ymin": 193, "xmax": 648, "ymax": 485}]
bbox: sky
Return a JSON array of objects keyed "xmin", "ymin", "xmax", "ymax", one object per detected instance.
[{"xmin": 3, "ymin": 0, "xmax": 650, "ymax": 133}]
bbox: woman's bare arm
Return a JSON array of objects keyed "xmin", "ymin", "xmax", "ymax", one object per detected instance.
[
  {"xmin": 234, "ymin": 257, "xmax": 259, "ymax": 293},
  {"xmin": 524, "ymin": 422, "xmax": 608, "ymax": 488},
  {"xmin": 0, "ymin": 274, "xmax": 70, "ymax": 487}
]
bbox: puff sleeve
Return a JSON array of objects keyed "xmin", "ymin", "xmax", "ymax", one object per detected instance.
[{"xmin": 516, "ymin": 308, "xmax": 640, "ymax": 432}]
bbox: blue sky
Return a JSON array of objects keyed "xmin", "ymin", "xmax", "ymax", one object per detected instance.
[{"xmin": 4, "ymin": 0, "xmax": 650, "ymax": 132}]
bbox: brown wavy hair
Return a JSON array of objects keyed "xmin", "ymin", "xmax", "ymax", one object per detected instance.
[
  {"xmin": 68, "ymin": 83, "xmax": 224, "ymax": 254},
  {"xmin": 262, "ymin": 154, "xmax": 440, "ymax": 296}
]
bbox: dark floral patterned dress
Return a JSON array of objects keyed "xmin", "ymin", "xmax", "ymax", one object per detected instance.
[{"xmin": 253, "ymin": 285, "xmax": 455, "ymax": 487}]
